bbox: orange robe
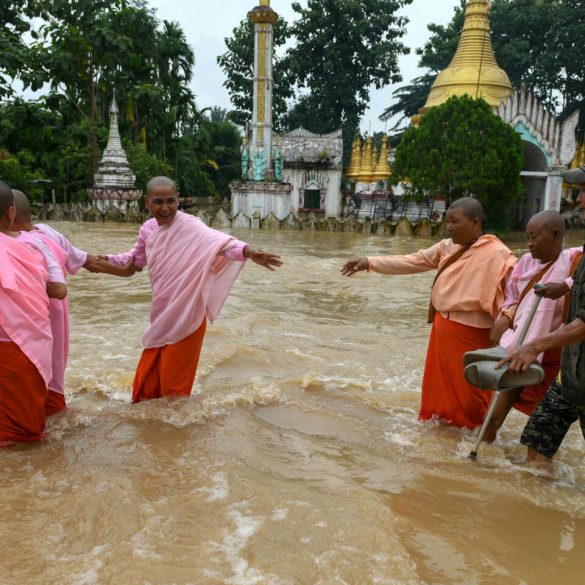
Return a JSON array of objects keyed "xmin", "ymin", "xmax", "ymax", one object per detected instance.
[
  {"xmin": 132, "ymin": 320, "xmax": 207, "ymax": 403},
  {"xmin": 0, "ymin": 233, "xmax": 52, "ymax": 444},
  {"xmin": 0, "ymin": 342, "xmax": 48, "ymax": 444},
  {"xmin": 368, "ymin": 235, "xmax": 516, "ymax": 429}
]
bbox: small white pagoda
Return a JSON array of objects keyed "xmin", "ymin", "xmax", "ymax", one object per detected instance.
[{"xmin": 88, "ymin": 95, "xmax": 141, "ymax": 210}]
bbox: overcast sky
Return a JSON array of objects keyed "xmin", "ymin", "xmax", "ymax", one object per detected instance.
[{"xmin": 147, "ymin": 0, "xmax": 460, "ymax": 131}]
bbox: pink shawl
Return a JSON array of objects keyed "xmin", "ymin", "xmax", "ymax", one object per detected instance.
[
  {"xmin": 143, "ymin": 212, "xmax": 245, "ymax": 348},
  {"xmin": 20, "ymin": 231, "xmax": 70, "ymax": 394},
  {"xmin": 0, "ymin": 233, "xmax": 53, "ymax": 385}
]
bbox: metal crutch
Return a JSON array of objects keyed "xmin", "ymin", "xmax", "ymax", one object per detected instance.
[{"xmin": 468, "ymin": 286, "xmax": 544, "ymax": 461}]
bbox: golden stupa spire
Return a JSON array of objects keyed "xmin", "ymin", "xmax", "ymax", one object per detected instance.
[
  {"xmin": 371, "ymin": 135, "xmax": 392, "ymax": 183},
  {"xmin": 346, "ymin": 136, "xmax": 362, "ymax": 180},
  {"xmin": 259, "ymin": 0, "xmax": 269, "ymax": 5},
  {"xmin": 421, "ymin": 0, "xmax": 512, "ymax": 112},
  {"xmin": 357, "ymin": 137, "xmax": 375, "ymax": 184}
]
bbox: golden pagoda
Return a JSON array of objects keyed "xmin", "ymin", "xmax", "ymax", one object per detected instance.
[
  {"xmin": 421, "ymin": 0, "xmax": 512, "ymax": 113},
  {"xmin": 357, "ymin": 137, "xmax": 375, "ymax": 184},
  {"xmin": 371, "ymin": 134, "xmax": 392, "ymax": 183},
  {"xmin": 346, "ymin": 136, "xmax": 362, "ymax": 180}
]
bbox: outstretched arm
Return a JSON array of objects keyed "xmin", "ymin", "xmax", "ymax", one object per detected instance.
[
  {"xmin": 102, "ymin": 221, "xmax": 155, "ymax": 270},
  {"xmin": 341, "ymin": 241, "xmax": 445, "ymax": 277},
  {"xmin": 84, "ymin": 257, "xmax": 138, "ymax": 277}
]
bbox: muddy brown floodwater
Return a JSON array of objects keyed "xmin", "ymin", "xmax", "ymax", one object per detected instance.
[{"xmin": 1, "ymin": 222, "xmax": 585, "ymax": 585}]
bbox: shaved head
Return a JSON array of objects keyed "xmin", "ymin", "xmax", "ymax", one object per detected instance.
[
  {"xmin": 525, "ymin": 210, "xmax": 565, "ymax": 262},
  {"xmin": 12, "ymin": 189, "xmax": 31, "ymax": 224},
  {"xmin": 0, "ymin": 180, "xmax": 14, "ymax": 216},
  {"xmin": 526, "ymin": 210, "xmax": 565, "ymax": 238},
  {"xmin": 448, "ymin": 197, "xmax": 484, "ymax": 223},
  {"xmin": 146, "ymin": 176, "xmax": 177, "ymax": 196}
]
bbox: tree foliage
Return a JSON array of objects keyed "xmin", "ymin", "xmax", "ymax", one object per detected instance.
[
  {"xmin": 0, "ymin": 0, "xmax": 240, "ymax": 203},
  {"xmin": 286, "ymin": 0, "xmax": 411, "ymax": 140},
  {"xmin": 392, "ymin": 96, "xmax": 525, "ymax": 231}
]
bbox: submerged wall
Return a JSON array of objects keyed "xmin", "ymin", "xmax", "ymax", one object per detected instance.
[
  {"xmin": 37, "ymin": 202, "xmax": 448, "ymax": 237},
  {"xmin": 37, "ymin": 201, "xmax": 585, "ymax": 236}
]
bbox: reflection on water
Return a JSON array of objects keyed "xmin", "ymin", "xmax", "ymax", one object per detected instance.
[{"xmin": 1, "ymin": 222, "xmax": 585, "ymax": 585}]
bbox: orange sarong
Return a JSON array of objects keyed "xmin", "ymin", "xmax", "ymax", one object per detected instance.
[
  {"xmin": 0, "ymin": 342, "xmax": 48, "ymax": 444},
  {"xmin": 420, "ymin": 313, "xmax": 492, "ymax": 429},
  {"xmin": 132, "ymin": 320, "xmax": 207, "ymax": 403},
  {"xmin": 45, "ymin": 390, "xmax": 67, "ymax": 417}
]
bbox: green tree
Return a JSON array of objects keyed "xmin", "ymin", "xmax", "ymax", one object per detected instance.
[
  {"xmin": 0, "ymin": 150, "xmax": 44, "ymax": 200},
  {"xmin": 217, "ymin": 17, "xmax": 293, "ymax": 131},
  {"xmin": 29, "ymin": 0, "xmax": 159, "ymax": 172},
  {"xmin": 124, "ymin": 140, "xmax": 172, "ymax": 192},
  {"xmin": 202, "ymin": 117, "xmax": 242, "ymax": 196},
  {"xmin": 1, "ymin": 1, "xmax": 238, "ymax": 201},
  {"xmin": 0, "ymin": 98, "xmax": 93, "ymax": 202},
  {"xmin": 285, "ymin": 0, "xmax": 412, "ymax": 162},
  {"xmin": 0, "ymin": 1, "xmax": 46, "ymax": 97},
  {"xmin": 392, "ymin": 96, "xmax": 524, "ymax": 231}
]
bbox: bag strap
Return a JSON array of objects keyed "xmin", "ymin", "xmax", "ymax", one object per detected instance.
[
  {"xmin": 516, "ymin": 260, "xmax": 556, "ymax": 307},
  {"xmin": 427, "ymin": 242, "xmax": 473, "ymax": 324}
]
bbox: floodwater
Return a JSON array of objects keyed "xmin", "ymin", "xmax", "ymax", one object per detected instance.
[{"xmin": 1, "ymin": 222, "xmax": 585, "ymax": 585}]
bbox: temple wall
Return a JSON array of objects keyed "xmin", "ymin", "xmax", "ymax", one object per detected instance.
[
  {"xmin": 283, "ymin": 167, "xmax": 343, "ymax": 217},
  {"xmin": 37, "ymin": 203, "xmax": 454, "ymax": 236},
  {"xmin": 37, "ymin": 202, "xmax": 585, "ymax": 233}
]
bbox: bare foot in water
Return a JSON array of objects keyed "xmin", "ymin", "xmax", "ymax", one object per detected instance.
[{"xmin": 526, "ymin": 447, "xmax": 554, "ymax": 473}]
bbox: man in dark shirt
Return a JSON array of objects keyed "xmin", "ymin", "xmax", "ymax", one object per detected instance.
[{"xmin": 499, "ymin": 165, "xmax": 585, "ymax": 468}]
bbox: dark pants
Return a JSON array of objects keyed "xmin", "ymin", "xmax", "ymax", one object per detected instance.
[{"xmin": 520, "ymin": 378, "xmax": 585, "ymax": 458}]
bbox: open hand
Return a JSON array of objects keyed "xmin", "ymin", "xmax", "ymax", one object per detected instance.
[
  {"xmin": 246, "ymin": 248, "xmax": 283, "ymax": 271},
  {"xmin": 341, "ymin": 257, "xmax": 369, "ymax": 276}
]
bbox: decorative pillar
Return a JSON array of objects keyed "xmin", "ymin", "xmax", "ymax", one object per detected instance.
[{"xmin": 249, "ymin": 0, "xmax": 278, "ymax": 178}]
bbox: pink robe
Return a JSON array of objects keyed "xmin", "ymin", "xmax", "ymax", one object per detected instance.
[
  {"xmin": 33, "ymin": 224, "xmax": 88, "ymax": 396},
  {"xmin": 109, "ymin": 212, "xmax": 247, "ymax": 348},
  {"xmin": 0, "ymin": 233, "xmax": 53, "ymax": 385},
  {"xmin": 17, "ymin": 231, "xmax": 70, "ymax": 395},
  {"xmin": 36, "ymin": 223, "xmax": 88, "ymax": 274},
  {"xmin": 500, "ymin": 247, "xmax": 583, "ymax": 356}
]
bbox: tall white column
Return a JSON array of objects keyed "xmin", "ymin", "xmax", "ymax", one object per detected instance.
[{"xmin": 249, "ymin": 1, "xmax": 277, "ymax": 173}]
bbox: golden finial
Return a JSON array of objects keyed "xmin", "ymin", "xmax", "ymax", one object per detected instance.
[
  {"xmin": 250, "ymin": 0, "xmax": 277, "ymax": 24},
  {"xmin": 421, "ymin": 0, "xmax": 512, "ymax": 112},
  {"xmin": 371, "ymin": 135, "xmax": 392, "ymax": 183}
]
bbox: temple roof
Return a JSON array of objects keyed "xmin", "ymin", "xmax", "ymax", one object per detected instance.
[{"xmin": 276, "ymin": 128, "xmax": 343, "ymax": 167}]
